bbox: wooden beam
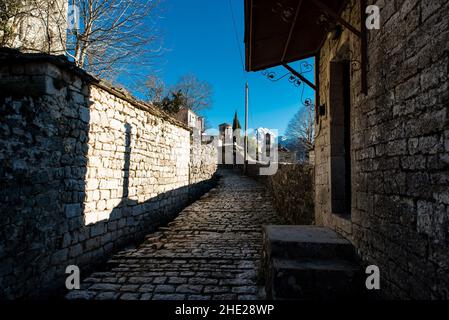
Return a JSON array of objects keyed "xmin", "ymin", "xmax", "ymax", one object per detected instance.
[
  {"xmin": 281, "ymin": 0, "xmax": 304, "ymax": 62},
  {"xmin": 310, "ymin": 0, "xmax": 362, "ymax": 38},
  {"xmin": 283, "ymin": 63, "xmax": 317, "ymax": 91},
  {"xmin": 249, "ymin": 52, "xmax": 317, "ymax": 72}
]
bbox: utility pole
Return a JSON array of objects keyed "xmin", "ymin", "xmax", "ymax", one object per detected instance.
[
  {"xmin": 244, "ymin": 82, "xmax": 249, "ymax": 173},
  {"xmin": 256, "ymin": 129, "xmax": 259, "ymax": 162}
]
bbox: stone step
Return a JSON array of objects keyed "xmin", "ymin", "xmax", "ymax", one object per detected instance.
[
  {"xmin": 263, "ymin": 225, "xmax": 357, "ymax": 261},
  {"xmin": 262, "ymin": 225, "xmax": 364, "ymax": 300},
  {"xmin": 268, "ymin": 258, "xmax": 363, "ymax": 300}
]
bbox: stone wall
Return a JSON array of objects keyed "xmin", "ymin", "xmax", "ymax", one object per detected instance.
[
  {"xmin": 314, "ymin": 0, "xmax": 449, "ymax": 298},
  {"xmin": 82, "ymin": 85, "xmax": 191, "ymax": 226},
  {"xmin": 189, "ymin": 137, "xmax": 218, "ymax": 198},
  {"xmin": 0, "ymin": 51, "xmax": 217, "ymax": 299},
  {"xmin": 265, "ymin": 164, "xmax": 314, "ymax": 225},
  {"xmin": 233, "ymin": 163, "xmax": 314, "ymax": 225}
]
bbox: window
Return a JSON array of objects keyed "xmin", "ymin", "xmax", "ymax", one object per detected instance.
[
  {"xmin": 265, "ymin": 133, "xmax": 271, "ymax": 158},
  {"xmin": 329, "ymin": 60, "xmax": 352, "ymax": 216}
]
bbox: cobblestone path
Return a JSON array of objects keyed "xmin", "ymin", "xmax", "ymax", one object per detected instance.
[{"xmin": 67, "ymin": 169, "xmax": 284, "ymax": 300}]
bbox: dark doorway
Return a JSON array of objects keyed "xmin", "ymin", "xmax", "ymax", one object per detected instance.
[{"xmin": 330, "ymin": 60, "xmax": 352, "ymax": 216}]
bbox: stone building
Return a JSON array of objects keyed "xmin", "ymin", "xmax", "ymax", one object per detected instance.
[
  {"xmin": 0, "ymin": 0, "xmax": 68, "ymax": 54},
  {"xmin": 219, "ymin": 123, "xmax": 232, "ymax": 142},
  {"xmin": 245, "ymin": 0, "xmax": 449, "ymax": 299},
  {"xmin": 278, "ymin": 145, "xmax": 296, "ymax": 164},
  {"xmin": 175, "ymin": 107, "xmax": 205, "ymax": 133}
]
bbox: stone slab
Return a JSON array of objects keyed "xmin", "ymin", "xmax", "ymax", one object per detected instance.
[{"xmin": 263, "ymin": 225, "xmax": 356, "ymax": 261}]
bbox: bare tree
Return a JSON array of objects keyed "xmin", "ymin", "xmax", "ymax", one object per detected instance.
[
  {"xmin": 133, "ymin": 73, "xmax": 213, "ymax": 114},
  {"xmin": 132, "ymin": 74, "xmax": 166, "ymax": 103},
  {"xmin": 66, "ymin": 0, "xmax": 163, "ymax": 80},
  {"xmin": 171, "ymin": 74, "xmax": 213, "ymax": 113},
  {"xmin": 285, "ymin": 103, "xmax": 315, "ymax": 158},
  {"xmin": 145, "ymin": 74, "xmax": 166, "ymax": 102},
  {"xmin": 1, "ymin": 0, "xmax": 164, "ymax": 81}
]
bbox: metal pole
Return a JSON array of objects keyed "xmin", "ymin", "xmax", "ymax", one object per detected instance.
[
  {"xmin": 256, "ymin": 129, "xmax": 259, "ymax": 162},
  {"xmin": 244, "ymin": 82, "xmax": 249, "ymax": 173}
]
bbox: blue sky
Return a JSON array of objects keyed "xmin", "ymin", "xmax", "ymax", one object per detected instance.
[{"xmin": 152, "ymin": 0, "xmax": 315, "ymax": 135}]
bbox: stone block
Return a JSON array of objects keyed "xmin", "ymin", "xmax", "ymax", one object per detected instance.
[
  {"xmin": 79, "ymin": 107, "xmax": 90, "ymax": 123},
  {"xmin": 69, "ymin": 244, "xmax": 83, "ymax": 258},
  {"xmin": 65, "ymin": 203, "xmax": 82, "ymax": 218},
  {"xmin": 51, "ymin": 249, "xmax": 68, "ymax": 265}
]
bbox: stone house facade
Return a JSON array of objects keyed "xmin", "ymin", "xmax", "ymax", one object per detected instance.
[
  {"xmin": 245, "ymin": 0, "xmax": 448, "ymax": 299},
  {"xmin": 313, "ymin": 0, "xmax": 448, "ymax": 298},
  {"xmin": 175, "ymin": 107, "xmax": 205, "ymax": 133},
  {"xmin": 219, "ymin": 123, "xmax": 232, "ymax": 142}
]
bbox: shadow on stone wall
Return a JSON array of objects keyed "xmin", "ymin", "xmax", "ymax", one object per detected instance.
[
  {"xmin": 0, "ymin": 48, "xmax": 101, "ymax": 298},
  {"xmin": 0, "ymin": 50, "xmax": 217, "ymax": 299}
]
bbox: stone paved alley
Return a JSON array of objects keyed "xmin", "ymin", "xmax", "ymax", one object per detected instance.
[{"xmin": 66, "ymin": 170, "xmax": 285, "ymax": 300}]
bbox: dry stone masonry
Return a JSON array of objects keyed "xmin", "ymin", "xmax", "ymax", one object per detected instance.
[{"xmin": 0, "ymin": 50, "xmax": 217, "ymax": 299}]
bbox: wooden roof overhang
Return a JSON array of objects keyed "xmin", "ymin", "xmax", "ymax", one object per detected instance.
[{"xmin": 244, "ymin": 0, "xmax": 367, "ymax": 97}]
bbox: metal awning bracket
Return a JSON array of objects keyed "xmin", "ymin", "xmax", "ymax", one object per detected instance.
[
  {"xmin": 311, "ymin": 0, "xmax": 368, "ymax": 94},
  {"xmin": 283, "ymin": 63, "xmax": 317, "ymax": 91},
  {"xmin": 311, "ymin": 0, "xmax": 362, "ymax": 38}
]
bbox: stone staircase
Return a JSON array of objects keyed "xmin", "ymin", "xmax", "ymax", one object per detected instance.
[{"xmin": 263, "ymin": 225, "xmax": 364, "ymax": 300}]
